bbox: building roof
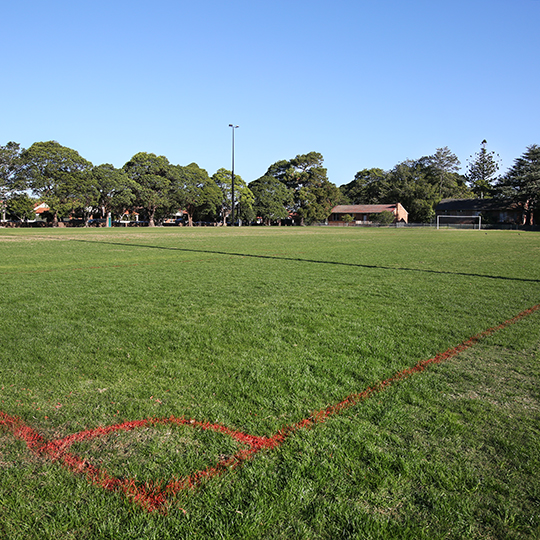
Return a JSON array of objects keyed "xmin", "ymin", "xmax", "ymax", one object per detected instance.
[
  {"xmin": 331, "ymin": 204, "xmax": 400, "ymax": 214},
  {"xmin": 34, "ymin": 202, "xmax": 50, "ymax": 214}
]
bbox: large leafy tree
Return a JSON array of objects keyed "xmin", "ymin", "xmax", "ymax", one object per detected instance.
[
  {"xmin": 193, "ymin": 181, "xmax": 222, "ymax": 224},
  {"xmin": 123, "ymin": 152, "xmax": 174, "ymax": 226},
  {"xmin": 342, "ymin": 161, "xmax": 438, "ymax": 223},
  {"xmin": 236, "ymin": 186, "xmax": 255, "ymax": 224},
  {"xmin": 169, "ymin": 163, "xmax": 213, "ymax": 227},
  {"xmin": 0, "ymin": 142, "xmax": 25, "ymax": 221},
  {"xmin": 386, "ymin": 160, "xmax": 440, "ymax": 223},
  {"xmin": 249, "ymin": 175, "xmax": 294, "ymax": 225},
  {"xmin": 426, "ymin": 146, "xmax": 466, "ymax": 197},
  {"xmin": 67, "ymin": 172, "xmax": 100, "ymax": 226},
  {"xmin": 6, "ymin": 193, "xmax": 36, "ymax": 223},
  {"xmin": 497, "ymin": 144, "xmax": 540, "ymax": 225},
  {"xmin": 211, "ymin": 168, "xmax": 253, "ymax": 225},
  {"xmin": 19, "ymin": 141, "xmax": 93, "ymax": 226},
  {"xmin": 466, "ymin": 140, "xmax": 501, "ymax": 198},
  {"xmin": 340, "ymin": 168, "xmax": 389, "ymax": 204},
  {"xmin": 298, "ymin": 177, "xmax": 341, "ymax": 225},
  {"xmin": 90, "ymin": 164, "xmax": 137, "ymax": 222},
  {"xmin": 342, "ymin": 149, "xmax": 470, "ymax": 223},
  {"xmin": 264, "ymin": 152, "xmax": 340, "ymax": 225}
]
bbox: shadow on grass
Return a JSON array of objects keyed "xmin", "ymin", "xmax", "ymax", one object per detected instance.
[{"xmin": 72, "ymin": 239, "xmax": 540, "ymax": 284}]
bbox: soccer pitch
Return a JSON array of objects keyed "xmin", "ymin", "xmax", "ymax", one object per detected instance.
[{"xmin": 1, "ymin": 227, "xmax": 539, "ymax": 539}]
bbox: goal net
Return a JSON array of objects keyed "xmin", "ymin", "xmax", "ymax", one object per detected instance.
[{"xmin": 436, "ymin": 215, "xmax": 482, "ymax": 230}]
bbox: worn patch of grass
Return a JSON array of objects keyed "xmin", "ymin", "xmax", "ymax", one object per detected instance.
[{"xmin": 69, "ymin": 423, "xmax": 243, "ymax": 484}]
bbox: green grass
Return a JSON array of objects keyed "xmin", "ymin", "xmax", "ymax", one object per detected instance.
[{"xmin": 0, "ymin": 227, "xmax": 539, "ymax": 538}]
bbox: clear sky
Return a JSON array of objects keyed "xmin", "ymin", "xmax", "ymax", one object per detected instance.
[{"xmin": 2, "ymin": 0, "xmax": 539, "ymax": 186}]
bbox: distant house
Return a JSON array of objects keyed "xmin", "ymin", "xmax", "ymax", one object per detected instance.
[
  {"xmin": 33, "ymin": 202, "xmax": 50, "ymax": 222},
  {"xmin": 329, "ymin": 203, "xmax": 408, "ymax": 225},
  {"xmin": 435, "ymin": 198, "xmax": 523, "ymax": 225}
]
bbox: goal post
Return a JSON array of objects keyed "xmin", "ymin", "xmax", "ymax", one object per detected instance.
[{"xmin": 436, "ymin": 214, "xmax": 482, "ymax": 230}]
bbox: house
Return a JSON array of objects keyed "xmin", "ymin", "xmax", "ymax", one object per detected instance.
[
  {"xmin": 33, "ymin": 202, "xmax": 50, "ymax": 222},
  {"xmin": 435, "ymin": 198, "xmax": 523, "ymax": 225},
  {"xmin": 329, "ymin": 203, "xmax": 408, "ymax": 225}
]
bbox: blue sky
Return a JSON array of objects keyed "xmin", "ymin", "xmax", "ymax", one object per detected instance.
[{"xmin": 2, "ymin": 0, "xmax": 539, "ymax": 186}]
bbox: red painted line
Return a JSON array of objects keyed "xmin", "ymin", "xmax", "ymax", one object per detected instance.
[{"xmin": 1, "ymin": 303, "xmax": 538, "ymax": 513}]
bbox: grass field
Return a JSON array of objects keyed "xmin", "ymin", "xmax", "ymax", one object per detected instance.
[{"xmin": 0, "ymin": 226, "xmax": 539, "ymax": 539}]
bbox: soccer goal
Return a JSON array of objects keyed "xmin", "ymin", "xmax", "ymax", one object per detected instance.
[{"xmin": 436, "ymin": 214, "xmax": 482, "ymax": 230}]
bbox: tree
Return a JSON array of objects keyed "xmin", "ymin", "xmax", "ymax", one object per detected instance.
[
  {"xmin": 282, "ymin": 152, "xmax": 327, "ymax": 191},
  {"xmin": 19, "ymin": 141, "xmax": 93, "ymax": 226},
  {"xmin": 264, "ymin": 152, "xmax": 340, "ymax": 225},
  {"xmin": 65, "ymin": 171, "xmax": 100, "ymax": 226},
  {"xmin": 0, "ymin": 142, "xmax": 25, "ymax": 221},
  {"xmin": 340, "ymin": 168, "xmax": 389, "ymax": 204},
  {"xmin": 248, "ymin": 175, "xmax": 293, "ymax": 225},
  {"xmin": 426, "ymin": 146, "xmax": 465, "ymax": 197},
  {"xmin": 342, "ymin": 149, "xmax": 470, "ymax": 220},
  {"xmin": 90, "ymin": 164, "xmax": 137, "ymax": 223},
  {"xmin": 236, "ymin": 186, "xmax": 255, "ymax": 224},
  {"xmin": 123, "ymin": 152, "xmax": 174, "ymax": 226},
  {"xmin": 169, "ymin": 163, "xmax": 212, "ymax": 227},
  {"xmin": 466, "ymin": 140, "xmax": 501, "ymax": 198},
  {"xmin": 297, "ymin": 177, "xmax": 341, "ymax": 224},
  {"xmin": 6, "ymin": 193, "xmax": 35, "ymax": 223},
  {"xmin": 193, "ymin": 181, "xmax": 222, "ymax": 223},
  {"xmin": 373, "ymin": 210, "xmax": 395, "ymax": 225},
  {"xmin": 211, "ymin": 168, "xmax": 253, "ymax": 225},
  {"xmin": 497, "ymin": 144, "xmax": 540, "ymax": 225},
  {"xmin": 386, "ymin": 160, "xmax": 439, "ymax": 223}
]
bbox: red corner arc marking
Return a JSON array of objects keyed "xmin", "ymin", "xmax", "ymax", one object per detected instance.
[{"xmin": 1, "ymin": 303, "xmax": 539, "ymax": 513}]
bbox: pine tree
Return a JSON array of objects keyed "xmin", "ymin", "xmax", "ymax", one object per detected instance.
[{"xmin": 466, "ymin": 140, "xmax": 501, "ymax": 198}]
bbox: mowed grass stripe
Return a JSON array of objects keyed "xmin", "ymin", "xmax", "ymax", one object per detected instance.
[{"xmin": 1, "ymin": 252, "xmax": 536, "ymax": 434}]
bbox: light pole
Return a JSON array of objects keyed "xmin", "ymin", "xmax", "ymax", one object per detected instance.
[{"xmin": 229, "ymin": 124, "xmax": 239, "ymax": 226}]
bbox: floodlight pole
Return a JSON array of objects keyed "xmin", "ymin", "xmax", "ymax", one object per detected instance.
[{"xmin": 229, "ymin": 124, "xmax": 239, "ymax": 226}]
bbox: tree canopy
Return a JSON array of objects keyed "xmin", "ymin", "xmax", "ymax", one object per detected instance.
[
  {"xmin": 90, "ymin": 164, "xmax": 137, "ymax": 222},
  {"xmin": 248, "ymin": 175, "xmax": 294, "ymax": 225},
  {"xmin": 2, "ymin": 138, "xmax": 538, "ymax": 227},
  {"xmin": 426, "ymin": 146, "xmax": 464, "ymax": 198},
  {"xmin": 20, "ymin": 141, "xmax": 93, "ymax": 226},
  {"xmin": 169, "ymin": 163, "xmax": 213, "ymax": 227},
  {"xmin": 123, "ymin": 152, "xmax": 174, "ymax": 226},
  {"xmin": 264, "ymin": 152, "xmax": 340, "ymax": 225},
  {"xmin": 0, "ymin": 142, "xmax": 25, "ymax": 221},
  {"xmin": 340, "ymin": 168, "xmax": 389, "ymax": 205},
  {"xmin": 497, "ymin": 144, "xmax": 540, "ymax": 225},
  {"xmin": 211, "ymin": 168, "xmax": 253, "ymax": 225},
  {"xmin": 466, "ymin": 140, "xmax": 501, "ymax": 198},
  {"xmin": 6, "ymin": 193, "xmax": 35, "ymax": 222},
  {"xmin": 340, "ymin": 148, "xmax": 470, "ymax": 223}
]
